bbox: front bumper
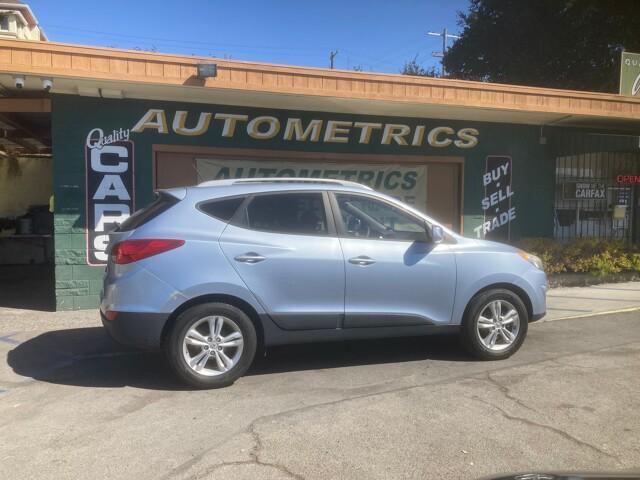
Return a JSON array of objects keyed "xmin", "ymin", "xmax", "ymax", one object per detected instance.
[
  {"xmin": 101, "ymin": 310, "xmax": 169, "ymax": 349},
  {"xmin": 531, "ymin": 311, "xmax": 546, "ymax": 322}
]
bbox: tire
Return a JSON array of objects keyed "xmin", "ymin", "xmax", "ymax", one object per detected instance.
[
  {"xmin": 165, "ymin": 302, "xmax": 257, "ymax": 389},
  {"xmin": 460, "ymin": 288, "xmax": 529, "ymax": 360}
]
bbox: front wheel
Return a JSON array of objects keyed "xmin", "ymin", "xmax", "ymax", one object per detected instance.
[
  {"xmin": 460, "ymin": 289, "xmax": 529, "ymax": 360},
  {"xmin": 165, "ymin": 302, "xmax": 257, "ymax": 388}
]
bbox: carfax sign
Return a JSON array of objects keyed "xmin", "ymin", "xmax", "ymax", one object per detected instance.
[
  {"xmin": 620, "ymin": 51, "xmax": 640, "ymax": 97},
  {"xmin": 562, "ymin": 182, "xmax": 606, "ymax": 200}
]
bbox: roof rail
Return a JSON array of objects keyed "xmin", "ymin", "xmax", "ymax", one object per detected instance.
[{"xmin": 197, "ymin": 177, "xmax": 373, "ymax": 190}]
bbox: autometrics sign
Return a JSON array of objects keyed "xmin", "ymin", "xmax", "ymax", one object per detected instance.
[
  {"xmin": 131, "ymin": 109, "xmax": 479, "ymax": 150},
  {"xmin": 620, "ymin": 51, "xmax": 640, "ymax": 97},
  {"xmin": 197, "ymin": 159, "xmax": 427, "ymax": 209}
]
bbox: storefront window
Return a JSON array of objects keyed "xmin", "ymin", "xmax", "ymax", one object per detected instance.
[{"xmin": 554, "ymin": 152, "xmax": 639, "ymax": 241}]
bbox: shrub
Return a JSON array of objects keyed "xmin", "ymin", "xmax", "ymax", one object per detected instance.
[{"xmin": 516, "ymin": 238, "xmax": 640, "ymax": 276}]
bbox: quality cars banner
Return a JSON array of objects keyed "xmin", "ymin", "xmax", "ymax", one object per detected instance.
[{"xmin": 196, "ymin": 159, "xmax": 427, "ymax": 210}]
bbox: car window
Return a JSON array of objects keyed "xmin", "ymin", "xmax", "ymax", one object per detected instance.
[
  {"xmin": 199, "ymin": 196, "xmax": 245, "ymax": 222},
  {"xmin": 245, "ymin": 192, "xmax": 327, "ymax": 235},
  {"xmin": 335, "ymin": 194, "xmax": 427, "ymax": 241},
  {"xmin": 116, "ymin": 192, "xmax": 179, "ymax": 232}
]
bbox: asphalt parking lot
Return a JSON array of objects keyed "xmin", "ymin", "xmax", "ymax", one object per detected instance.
[{"xmin": 1, "ymin": 309, "xmax": 640, "ymax": 480}]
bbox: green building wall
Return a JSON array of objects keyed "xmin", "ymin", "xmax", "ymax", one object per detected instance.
[{"xmin": 51, "ymin": 94, "xmax": 555, "ymax": 310}]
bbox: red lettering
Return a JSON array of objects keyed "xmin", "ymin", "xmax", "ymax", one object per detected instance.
[{"xmin": 617, "ymin": 174, "xmax": 640, "ymax": 185}]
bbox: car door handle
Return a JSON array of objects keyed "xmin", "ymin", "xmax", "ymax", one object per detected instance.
[
  {"xmin": 234, "ymin": 252, "xmax": 266, "ymax": 264},
  {"xmin": 348, "ymin": 255, "xmax": 376, "ymax": 266}
]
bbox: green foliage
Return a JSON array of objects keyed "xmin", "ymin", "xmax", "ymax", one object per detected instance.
[
  {"xmin": 443, "ymin": 0, "xmax": 640, "ymax": 93},
  {"xmin": 517, "ymin": 238, "xmax": 640, "ymax": 276},
  {"xmin": 401, "ymin": 59, "xmax": 439, "ymax": 77}
]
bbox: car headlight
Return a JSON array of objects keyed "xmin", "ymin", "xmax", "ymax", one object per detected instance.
[{"xmin": 518, "ymin": 251, "xmax": 544, "ymax": 271}]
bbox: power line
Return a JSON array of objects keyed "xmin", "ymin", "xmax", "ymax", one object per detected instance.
[
  {"xmin": 42, "ymin": 24, "xmax": 332, "ymax": 54},
  {"xmin": 43, "ymin": 24, "xmax": 414, "ymax": 73}
]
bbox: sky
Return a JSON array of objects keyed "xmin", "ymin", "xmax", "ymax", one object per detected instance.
[{"xmin": 27, "ymin": 0, "xmax": 469, "ymax": 74}]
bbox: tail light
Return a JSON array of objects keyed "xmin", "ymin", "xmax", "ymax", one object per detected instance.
[{"xmin": 111, "ymin": 239, "xmax": 185, "ymax": 264}]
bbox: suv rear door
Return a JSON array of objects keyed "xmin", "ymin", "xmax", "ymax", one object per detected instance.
[{"xmin": 218, "ymin": 190, "xmax": 344, "ymax": 330}]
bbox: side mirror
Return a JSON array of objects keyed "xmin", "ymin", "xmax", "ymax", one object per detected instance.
[{"xmin": 431, "ymin": 224, "xmax": 444, "ymax": 244}]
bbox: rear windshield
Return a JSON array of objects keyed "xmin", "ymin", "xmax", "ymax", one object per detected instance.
[{"xmin": 116, "ymin": 192, "xmax": 179, "ymax": 232}]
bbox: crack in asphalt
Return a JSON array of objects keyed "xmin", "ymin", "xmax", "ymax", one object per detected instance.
[
  {"xmin": 248, "ymin": 421, "xmax": 306, "ymax": 480},
  {"xmin": 483, "ymin": 372, "xmax": 539, "ymax": 414},
  {"xmin": 4, "ymin": 325, "xmax": 640, "ymax": 478},
  {"xmin": 160, "ymin": 421, "xmax": 306, "ymax": 480},
  {"xmin": 550, "ymin": 358, "xmax": 604, "ymax": 370},
  {"xmin": 159, "ymin": 340, "xmax": 639, "ymax": 479},
  {"xmin": 470, "ymin": 395, "xmax": 620, "ymax": 463}
]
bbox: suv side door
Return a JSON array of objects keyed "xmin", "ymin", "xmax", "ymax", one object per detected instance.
[
  {"xmin": 218, "ymin": 190, "xmax": 345, "ymax": 330},
  {"xmin": 330, "ymin": 192, "xmax": 456, "ymax": 328}
]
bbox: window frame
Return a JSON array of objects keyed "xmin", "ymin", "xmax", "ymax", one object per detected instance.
[
  {"xmin": 328, "ymin": 191, "xmax": 433, "ymax": 243},
  {"xmin": 196, "ymin": 194, "xmax": 249, "ymax": 223},
  {"xmin": 232, "ymin": 190, "xmax": 337, "ymax": 237}
]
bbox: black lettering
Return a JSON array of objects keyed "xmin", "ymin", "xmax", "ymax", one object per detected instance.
[
  {"xmin": 357, "ymin": 171, "xmax": 375, "ymax": 185},
  {"xmin": 257, "ymin": 168, "xmax": 277, "ymax": 177},
  {"xmin": 278, "ymin": 168, "xmax": 296, "ymax": 177},
  {"xmin": 402, "ymin": 171, "xmax": 417, "ymax": 190},
  {"xmin": 383, "ymin": 171, "xmax": 401, "ymax": 190},
  {"xmin": 214, "ymin": 167, "xmax": 230, "ymax": 180}
]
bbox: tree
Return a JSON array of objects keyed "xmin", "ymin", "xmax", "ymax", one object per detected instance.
[
  {"xmin": 443, "ymin": 0, "xmax": 640, "ymax": 92},
  {"xmin": 401, "ymin": 57, "xmax": 439, "ymax": 77}
]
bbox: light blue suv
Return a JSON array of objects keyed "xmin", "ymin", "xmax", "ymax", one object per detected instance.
[{"xmin": 101, "ymin": 178, "xmax": 547, "ymax": 388}]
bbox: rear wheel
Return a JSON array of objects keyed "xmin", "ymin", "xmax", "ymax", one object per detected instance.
[
  {"xmin": 460, "ymin": 289, "xmax": 528, "ymax": 360},
  {"xmin": 166, "ymin": 302, "xmax": 257, "ymax": 388}
]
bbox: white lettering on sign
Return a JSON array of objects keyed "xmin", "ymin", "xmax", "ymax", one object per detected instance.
[
  {"xmin": 476, "ymin": 156, "xmax": 516, "ymax": 240},
  {"xmin": 482, "ymin": 163, "xmax": 509, "ymax": 186},
  {"xmin": 86, "ymin": 127, "xmax": 130, "ymax": 150},
  {"xmin": 85, "ymin": 128, "xmax": 135, "ymax": 266},
  {"xmin": 575, "ymin": 182, "xmax": 606, "ymax": 199},
  {"xmin": 633, "ymin": 73, "xmax": 640, "ymax": 96},
  {"xmin": 474, "ymin": 207, "xmax": 517, "ymax": 237}
]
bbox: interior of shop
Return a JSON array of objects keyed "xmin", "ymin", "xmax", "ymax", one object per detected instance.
[
  {"xmin": 553, "ymin": 137, "xmax": 640, "ymax": 243},
  {"xmin": 0, "ymin": 98, "xmax": 53, "ymax": 310}
]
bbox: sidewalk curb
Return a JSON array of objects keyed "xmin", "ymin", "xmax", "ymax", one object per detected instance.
[{"xmin": 541, "ymin": 305, "xmax": 640, "ymax": 323}]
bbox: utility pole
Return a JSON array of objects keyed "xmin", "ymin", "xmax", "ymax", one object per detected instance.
[
  {"xmin": 427, "ymin": 28, "xmax": 460, "ymax": 76},
  {"xmin": 329, "ymin": 50, "xmax": 338, "ymax": 69}
]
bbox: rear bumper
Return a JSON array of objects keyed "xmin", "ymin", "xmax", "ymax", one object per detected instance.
[{"xmin": 101, "ymin": 310, "xmax": 169, "ymax": 349}]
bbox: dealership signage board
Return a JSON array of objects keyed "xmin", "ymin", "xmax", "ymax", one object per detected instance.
[
  {"xmin": 562, "ymin": 182, "xmax": 605, "ymax": 200},
  {"xmin": 620, "ymin": 51, "xmax": 640, "ymax": 97},
  {"xmin": 475, "ymin": 156, "xmax": 515, "ymax": 241},
  {"xmin": 131, "ymin": 109, "xmax": 480, "ymax": 151},
  {"xmin": 85, "ymin": 128, "xmax": 135, "ymax": 265},
  {"xmin": 196, "ymin": 159, "xmax": 427, "ymax": 210}
]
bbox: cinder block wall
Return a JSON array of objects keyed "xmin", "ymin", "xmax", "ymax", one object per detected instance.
[{"xmin": 53, "ymin": 216, "xmax": 104, "ymax": 310}]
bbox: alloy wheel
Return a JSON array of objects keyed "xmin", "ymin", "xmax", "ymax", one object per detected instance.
[
  {"xmin": 182, "ymin": 315, "xmax": 244, "ymax": 376},
  {"xmin": 475, "ymin": 300, "xmax": 520, "ymax": 352}
]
